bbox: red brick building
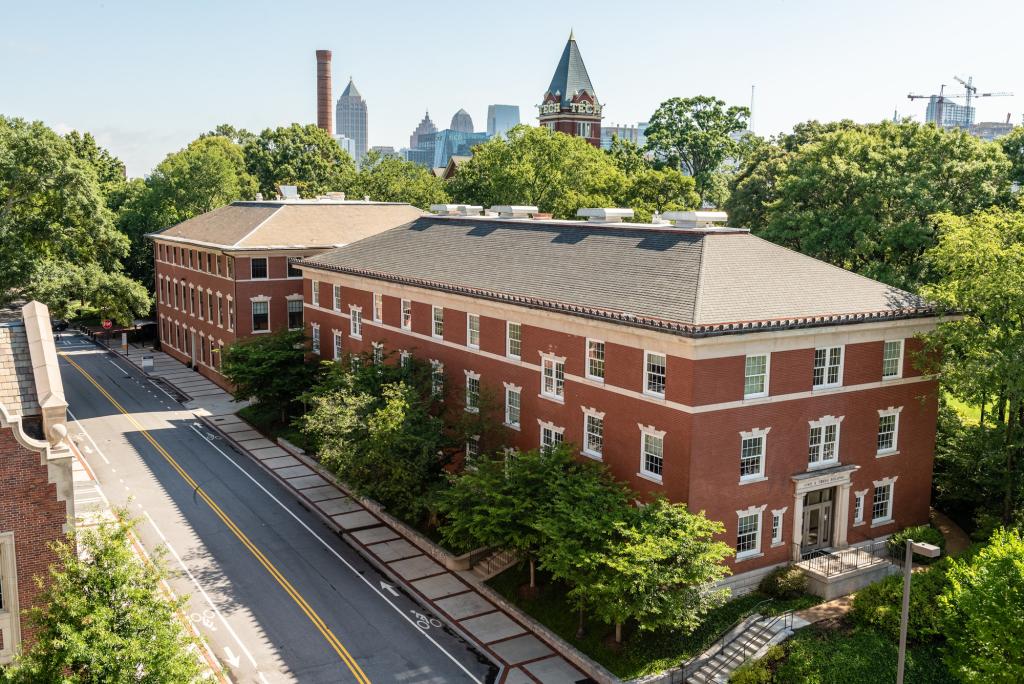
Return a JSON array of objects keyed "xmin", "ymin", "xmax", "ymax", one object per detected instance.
[
  {"xmin": 297, "ymin": 206, "xmax": 942, "ymax": 590},
  {"xmin": 148, "ymin": 199, "xmax": 422, "ymax": 390},
  {"xmin": 538, "ymin": 31, "xmax": 602, "ymax": 147},
  {"xmin": 0, "ymin": 302, "xmax": 75, "ymax": 662}
]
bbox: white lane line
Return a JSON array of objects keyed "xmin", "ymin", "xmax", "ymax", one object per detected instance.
[
  {"xmin": 188, "ymin": 424, "xmax": 485, "ymax": 684},
  {"xmin": 67, "ymin": 408, "xmax": 110, "ymax": 464},
  {"xmin": 142, "ymin": 510, "xmax": 259, "ymax": 670},
  {"xmin": 106, "ymin": 356, "xmax": 179, "ymax": 403}
]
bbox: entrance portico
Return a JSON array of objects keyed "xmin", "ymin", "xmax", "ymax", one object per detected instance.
[{"xmin": 790, "ymin": 465, "xmax": 859, "ymax": 562}]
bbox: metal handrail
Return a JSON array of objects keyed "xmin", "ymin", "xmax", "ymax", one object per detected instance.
[
  {"xmin": 799, "ymin": 539, "xmax": 901, "ymax": 577},
  {"xmin": 684, "ymin": 599, "xmax": 773, "ymax": 678},
  {"xmin": 700, "ymin": 609, "xmax": 795, "ymax": 682}
]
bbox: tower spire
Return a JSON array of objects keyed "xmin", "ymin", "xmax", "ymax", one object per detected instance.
[{"xmin": 569, "ymin": 27, "xmax": 575, "ymax": 41}]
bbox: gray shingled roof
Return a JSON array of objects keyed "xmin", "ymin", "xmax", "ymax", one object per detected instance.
[
  {"xmin": 545, "ymin": 34, "xmax": 598, "ymax": 107},
  {"xmin": 0, "ymin": 322, "xmax": 39, "ymax": 417},
  {"xmin": 341, "ymin": 78, "xmax": 361, "ymax": 99},
  {"xmin": 299, "ymin": 217, "xmax": 934, "ymax": 338}
]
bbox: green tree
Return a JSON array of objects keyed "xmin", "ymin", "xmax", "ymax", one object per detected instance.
[
  {"xmin": 607, "ymin": 136, "xmax": 648, "ymax": 177},
  {"xmin": 221, "ymin": 329, "xmax": 313, "ymax": 423},
  {"xmin": 351, "ymin": 149, "xmax": 449, "ymax": 207},
  {"xmin": 64, "ymin": 130, "xmax": 127, "ymax": 202},
  {"xmin": 1001, "ymin": 126, "xmax": 1024, "ymax": 187},
  {"xmin": 243, "ymin": 123, "xmax": 357, "ymax": 198},
  {"xmin": 940, "ymin": 528, "xmax": 1024, "ymax": 682},
  {"xmin": 622, "ymin": 167, "xmax": 700, "ymax": 222},
  {"xmin": 3, "ymin": 515, "xmax": 201, "ymax": 683},
  {"xmin": 447, "ymin": 125, "xmax": 625, "ymax": 218},
  {"xmin": 0, "ymin": 117, "xmax": 150, "ymax": 322},
  {"xmin": 643, "ymin": 96, "xmax": 750, "ymax": 204},
  {"xmin": 202, "ymin": 123, "xmax": 255, "ymax": 147}
]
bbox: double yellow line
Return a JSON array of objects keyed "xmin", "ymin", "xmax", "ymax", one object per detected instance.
[{"xmin": 62, "ymin": 353, "xmax": 371, "ymax": 684}]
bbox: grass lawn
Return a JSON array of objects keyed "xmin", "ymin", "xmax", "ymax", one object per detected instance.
[
  {"xmin": 487, "ymin": 563, "xmax": 820, "ymax": 679},
  {"xmin": 943, "ymin": 391, "xmax": 981, "ymax": 425},
  {"xmin": 771, "ymin": 620, "xmax": 956, "ymax": 684}
]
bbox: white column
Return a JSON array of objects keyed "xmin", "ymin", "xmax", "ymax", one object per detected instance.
[
  {"xmin": 791, "ymin": 491, "xmax": 804, "ymax": 562},
  {"xmin": 836, "ymin": 483, "xmax": 852, "ymax": 548}
]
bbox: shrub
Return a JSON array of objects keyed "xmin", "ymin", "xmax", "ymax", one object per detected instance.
[
  {"xmin": 850, "ymin": 559, "xmax": 951, "ymax": 641},
  {"xmin": 729, "ymin": 644, "xmax": 784, "ymax": 683},
  {"xmin": 758, "ymin": 564, "xmax": 808, "ymax": 599},
  {"xmin": 886, "ymin": 524, "xmax": 945, "ymax": 563}
]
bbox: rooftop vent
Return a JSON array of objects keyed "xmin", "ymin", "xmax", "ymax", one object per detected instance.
[
  {"xmin": 430, "ymin": 204, "xmax": 483, "ymax": 216},
  {"xmin": 278, "ymin": 185, "xmax": 299, "ymax": 200},
  {"xmin": 326, "ymin": 191, "xmax": 346, "ymax": 201},
  {"xmin": 576, "ymin": 207, "xmax": 634, "ymax": 223},
  {"xmin": 663, "ymin": 210, "xmax": 729, "ymax": 229},
  {"xmin": 255, "ymin": 192, "xmax": 264, "ymax": 201},
  {"xmin": 489, "ymin": 205, "xmax": 539, "ymax": 219}
]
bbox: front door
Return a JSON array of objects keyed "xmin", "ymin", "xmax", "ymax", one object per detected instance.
[{"xmin": 802, "ymin": 487, "xmax": 834, "ymax": 553}]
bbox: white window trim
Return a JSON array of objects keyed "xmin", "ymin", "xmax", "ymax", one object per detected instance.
[
  {"xmin": 739, "ymin": 426, "xmax": 771, "ymax": 483},
  {"xmin": 853, "ymin": 489, "xmax": 869, "ymax": 526},
  {"xmin": 349, "ymin": 305, "xmax": 363, "ymax": 340},
  {"xmin": 399, "ymin": 349, "xmax": 411, "ymax": 367},
  {"xmin": 503, "ymin": 382, "xmax": 522, "ymax": 430},
  {"xmin": 808, "ymin": 415, "xmax": 844, "ymax": 469},
  {"xmin": 638, "ymin": 423, "xmax": 666, "ymax": 483},
  {"xmin": 432, "ymin": 306, "xmax": 444, "ymax": 339},
  {"xmin": 310, "ymin": 322, "xmax": 321, "ymax": 353},
  {"xmin": 539, "ymin": 352, "xmax": 566, "ymax": 403},
  {"xmin": 743, "ymin": 353, "xmax": 770, "ymax": 399},
  {"xmin": 735, "ymin": 504, "xmax": 767, "ymax": 561},
  {"xmin": 882, "ymin": 339, "xmax": 905, "ymax": 380},
  {"xmin": 466, "ymin": 313, "xmax": 480, "ymax": 350},
  {"xmin": 585, "ymin": 338, "xmax": 605, "ymax": 382},
  {"xmin": 373, "ymin": 292, "xmax": 383, "ymax": 322},
  {"xmin": 332, "ymin": 285, "xmax": 342, "ymax": 312},
  {"xmin": 311, "ymin": 280, "xmax": 320, "ymax": 306},
  {"xmin": 871, "ymin": 476, "xmax": 898, "ymax": 526},
  {"xmin": 770, "ymin": 507, "xmax": 787, "ymax": 546},
  {"xmin": 250, "ymin": 295, "xmax": 271, "ymax": 334},
  {"xmin": 812, "ymin": 345, "xmax": 845, "ymax": 390},
  {"xmin": 537, "ymin": 419, "xmax": 565, "ymax": 449},
  {"xmin": 286, "ymin": 293, "xmax": 304, "ymax": 331},
  {"xmin": 250, "ymin": 256, "xmax": 269, "ymax": 280},
  {"xmin": 464, "ymin": 369, "xmax": 481, "ymax": 413},
  {"xmin": 332, "ymin": 330, "xmax": 343, "ymax": 361},
  {"xmin": 876, "ymin": 406, "xmax": 903, "ymax": 456},
  {"xmin": 643, "ymin": 350, "xmax": 667, "ymax": 398},
  {"xmin": 401, "ymin": 299, "xmax": 412, "ymax": 330},
  {"xmin": 581, "ymin": 406, "xmax": 606, "ymax": 460},
  {"xmin": 506, "ymin": 321, "xmax": 521, "ymax": 360}
]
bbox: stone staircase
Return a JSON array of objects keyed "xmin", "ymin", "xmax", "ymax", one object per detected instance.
[
  {"xmin": 687, "ymin": 611, "xmax": 798, "ymax": 683},
  {"xmin": 471, "ymin": 548, "xmax": 520, "ymax": 580}
]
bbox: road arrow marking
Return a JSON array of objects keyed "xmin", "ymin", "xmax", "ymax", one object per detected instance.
[
  {"xmin": 224, "ymin": 647, "xmax": 240, "ymax": 668},
  {"xmin": 380, "ymin": 581, "xmax": 399, "ymax": 597}
]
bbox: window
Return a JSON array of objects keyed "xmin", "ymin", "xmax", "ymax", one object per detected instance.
[
  {"xmin": 431, "ymin": 361, "xmax": 444, "ymax": 398},
  {"xmin": 215, "ymin": 254, "xmax": 221, "ymax": 276},
  {"xmin": 872, "ymin": 481, "xmax": 894, "ymax": 523},
  {"xmin": 373, "ymin": 292, "xmax": 383, "ymax": 322},
  {"xmin": 188, "ymin": 250, "xmax": 194, "ymax": 269},
  {"xmin": 157, "ymin": 278, "xmax": 163, "ymax": 304},
  {"xmin": 401, "ymin": 299, "xmax": 412, "ymax": 330},
  {"xmin": 333, "ymin": 331, "xmax": 342, "ymax": 360},
  {"xmin": 808, "ymin": 416, "xmax": 842, "ymax": 467},
  {"xmin": 189, "ymin": 286, "xmax": 195, "ymax": 315},
  {"xmin": 583, "ymin": 410, "xmax": 604, "ymax": 459},
  {"xmin": 228, "ymin": 299, "xmax": 235, "ymax": 331},
  {"xmin": 882, "ymin": 340, "xmax": 904, "ymax": 379},
  {"xmin": 640, "ymin": 428, "xmax": 665, "ymax": 480},
  {"xmin": 287, "ymin": 261, "xmax": 301, "ymax": 278},
  {"xmin": 465, "ymin": 437, "xmax": 480, "ymax": 460},
  {"xmin": 465, "ymin": 371, "xmax": 480, "ymax": 412},
  {"xmin": 287, "ymin": 299, "xmax": 303, "ymax": 330},
  {"xmin": 372, "ymin": 342, "xmax": 383, "ymax": 365},
  {"xmin": 813, "ymin": 346, "xmax": 843, "ymax": 389},
  {"xmin": 432, "ymin": 306, "xmax": 444, "ymax": 338},
  {"xmin": 350, "ymin": 307, "xmax": 362, "ymax": 338},
  {"xmin": 400, "ymin": 349, "xmax": 411, "ymax": 368},
  {"xmin": 206, "ymin": 252, "xmax": 212, "ymax": 272},
  {"xmin": 577, "ymin": 121, "xmax": 592, "ymax": 138},
  {"xmin": 540, "ymin": 423, "xmax": 564, "ymax": 450},
  {"xmin": 586, "ymin": 339, "xmax": 605, "ymax": 381},
  {"xmin": 226, "ymin": 256, "xmax": 234, "ymax": 279},
  {"xmin": 644, "ymin": 351, "xmax": 667, "ymax": 396},
  {"xmin": 172, "ymin": 281, "xmax": 178, "ymax": 309},
  {"xmin": 739, "ymin": 429, "xmax": 769, "ymax": 481},
  {"xmin": 333, "ymin": 285, "xmax": 342, "ymax": 312},
  {"xmin": 251, "ymin": 300, "xmax": 269, "ymax": 332},
  {"xmin": 744, "ymin": 354, "xmax": 768, "ymax": 399},
  {"xmin": 311, "ymin": 280, "xmax": 320, "ymax": 306},
  {"xmin": 771, "ymin": 509, "xmax": 785, "ymax": 546},
  {"xmin": 877, "ymin": 408, "xmax": 901, "ymax": 454},
  {"xmin": 466, "ymin": 314, "xmax": 480, "ymax": 349},
  {"xmin": 541, "ymin": 355, "xmax": 565, "ymax": 400},
  {"xmin": 311, "ymin": 324, "xmax": 320, "ymax": 353},
  {"xmin": 736, "ymin": 508, "xmax": 763, "ymax": 559},
  {"xmin": 250, "ymin": 257, "xmax": 268, "ymax": 279},
  {"xmin": 506, "ymin": 322, "xmax": 521, "ymax": 359},
  {"xmin": 504, "ymin": 385, "xmax": 521, "ymax": 428},
  {"xmin": 217, "ymin": 295, "xmax": 224, "ymax": 327},
  {"xmin": 854, "ymin": 490, "xmax": 867, "ymax": 525}
]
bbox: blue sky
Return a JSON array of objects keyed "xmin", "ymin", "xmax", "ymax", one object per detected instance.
[{"xmin": 3, "ymin": 0, "xmax": 1021, "ymax": 177}]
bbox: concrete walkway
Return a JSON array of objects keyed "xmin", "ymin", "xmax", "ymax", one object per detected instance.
[{"xmin": 119, "ymin": 344, "xmax": 243, "ymax": 416}]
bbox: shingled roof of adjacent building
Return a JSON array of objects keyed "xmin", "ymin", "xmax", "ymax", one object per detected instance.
[
  {"xmin": 148, "ymin": 201, "xmax": 424, "ymax": 251},
  {"xmin": 299, "ymin": 216, "xmax": 936, "ymax": 338}
]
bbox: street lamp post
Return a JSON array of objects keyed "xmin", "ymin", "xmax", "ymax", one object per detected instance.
[{"xmin": 896, "ymin": 539, "xmax": 941, "ymax": 684}]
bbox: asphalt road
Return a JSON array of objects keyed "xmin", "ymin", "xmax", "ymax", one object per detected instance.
[{"xmin": 58, "ymin": 336, "xmax": 497, "ymax": 684}]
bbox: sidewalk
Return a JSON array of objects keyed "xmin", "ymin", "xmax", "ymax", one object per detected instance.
[{"xmin": 119, "ymin": 343, "xmax": 242, "ymax": 416}]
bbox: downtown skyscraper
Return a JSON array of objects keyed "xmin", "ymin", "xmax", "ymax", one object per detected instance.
[{"xmin": 336, "ymin": 77, "xmax": 368, "ymax": 163}]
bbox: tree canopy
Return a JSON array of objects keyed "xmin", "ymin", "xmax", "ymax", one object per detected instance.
[
  {"xmin": 1002, "ymin": 126, "xmax": 1024, "ymax": 188},
  {"xmin": 221, "ymin": 329, "xmax": 314, "ymax": 422},
  {"xmin": 244, "ymin": 123, "xmax": 357, "ymax": 198},
  {"xmin": 349, "ymin": 150, "xmax": 449, "ymax": 208}
]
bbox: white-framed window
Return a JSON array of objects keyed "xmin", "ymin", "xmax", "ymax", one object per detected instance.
[
  {"xmin": 349, "ymin": 306, "xmax": 362, "ymax": 338},
  {"xmin": 582, "ymin": 408, "xmax": 605, "ymax": 459},
  {"xmin": 372, "ymin": 341, "xmax": 383, "ymax": 365},
  {"xmin": 432, "ymin": 306, "xmax": 444, "ymax": 338},
  {"xmin": 1, "ymin": 532, "xmax": 16, "ymax": 620},
  {"xmin": 217, "ymin": 294, "xmax": 224, "ymax": 327},
  {"xmin": 639, "ymin": 425, "xmax": 665, "ymax": 481},
  {"xmin": 431, "ymin": 360, "xmax": 444, "ymax": 398},
  {"xmin": 373, "ymin": 292, "xmax": 383, "ymax": 322},
  {"xmin": 813, "ymin": 346, "xmax": 843, "ymax": 389},
  {"xmin": 465, "ymin": 370, "xmax": 480, "ymax": 412},
  {"xmin": 539, "ymin": 420, "xmax": 565, "ymax": 450},
  {"xmin": 333, "ymin": 331, "xmax": 343, "ymax": 360},
  {"xmin": 882, "ymin": 340, "xmax": 904, "ymax": 379},
  {"xmin": 250, "ymin": 257, "xmax": 268, "ymax": 279},
  {"xmin": 399, "ymin": 349, "xmax": 411, "ymax": 368},
  {"xmin": 228, "ymin": 298, "xmax": 235, "ymax": 331},
  {"xmin": 808, "ymin": 415, "xmax": 843, "ymax": 467},
  {"xmin": 401, "ymin": 299, "xmax": 412, "ymax": 330},
  {"xmin": 744, "ymin": 354, "xmax": 769, "ymax": 399},
  {"xmin": 586, "ymin": 339, "xmax": 605, "ymax": 381},
  {"xmin": 854, "ymin": 489, "xmax": 868, "ymax": 525},
  {"xmin": 877, "ymin": 407, "xmax": 902, "ymax": 455},
  {"xmin": 872, "ymin": 477, "xmax": 897, "ymax": 524},
  {"xmin": 644, "ymin": 351, "xmax": 667, "ymax": 397},
  {"xmin": 540, "ymin": 353, "xmax": 565, "ymax": 400},
  {"xmin": 739, "ymin": 427, "xmax": 770, "ymax": 482},
  {"xmin": 287, "ymin": 297, "xmax": 303, "ymax": 330},
  {"xmin": 311, "ymin": 323, "xmax": 320, "ymax": 354},
  {"xmin": 736, "ymin": 505, "xmax": 766, "ymax": 560},
  {"xmin": 771, "ymin": 508, "xmax": 786, "ymax": 546},
  {"xmin": 577, "ymin": 121, "xmax": 592, "ymax": 138},
  {"xmin": 251, "ymin": 299, "xmax": 269, "ymax": 332},
  {"xmin": 504, "ymin": 383, "xmax": 521, "ymax": 428},
  {"xmin": 311, "ymin": 280, "xmax": 320, "ymax": 306},
  {"xmin": 466, "ymin": 314, "xmax": 480, "ymax": 349},
  {"xmin": 506, "ymin": 322, "xmax": 521, "ymax": 359},
  {"xmin": 465, "ymin": 436, "xmax": 480, "ymax": 460},
  {"xmin": 332, "ymin": 285, "xmax": 342, "ymax": 312}
]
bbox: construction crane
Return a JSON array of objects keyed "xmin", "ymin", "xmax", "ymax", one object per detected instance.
[
  {"xmin": 908, "ymin": 78, "xmax": 1013, "ymax": 128},
  {"xmin": 953, "ymin": 75, "xmax": 1013, "ymax": 111}
]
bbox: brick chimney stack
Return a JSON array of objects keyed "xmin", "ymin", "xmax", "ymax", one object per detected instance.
[{"xmin": 315, "ymin": 49, "xmax": 333, "ymax": 136}]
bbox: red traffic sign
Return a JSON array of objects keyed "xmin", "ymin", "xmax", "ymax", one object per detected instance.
[{"xmin": 102, "ymin": 319, "xmax": 112, "ymax": 329}]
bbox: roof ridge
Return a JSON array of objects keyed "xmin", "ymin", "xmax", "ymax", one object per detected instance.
[{"xmin": 232, "ymin": 204, "xmax": 284, "ymax": 248}]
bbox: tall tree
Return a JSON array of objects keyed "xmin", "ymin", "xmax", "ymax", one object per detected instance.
[
  {"xmin": 64, "ymin": 130, "xmax": 127, "ymax": 202},
  {"xmin": 221, "ymin": 329, "xmax": 314, "ymax": 423},
  {"xmin": 243, "ymin": 123, "xmax": 357, "ymax": 198},
  {"xmin": 643, "ymin": 96, "xmax": 750, "ymax": 204},
  {"xmin": 350, "ymin": 150, "xmax": 449, "ymax": 207},
  {"xmin": 622, "ymin": 168, "xmax": 700, "ymax": 222},
  {"xmin": 0, "ymin": 117, "xmax": 150, "ymax": 322},
  {"xmin": 1002, "ymin": 126, "xmax": 1024, "ymax": 188}
]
